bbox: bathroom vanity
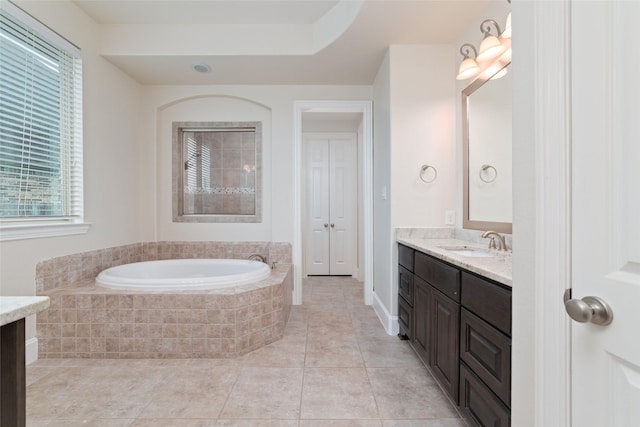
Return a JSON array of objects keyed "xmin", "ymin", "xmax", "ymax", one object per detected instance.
[
  {"xmin": 0, "ymin": 296, "xmax": 50, "ymax": 427},
  {"xmin": 397, "ymin": 236, "xmax": 512, "ymax": 427}
]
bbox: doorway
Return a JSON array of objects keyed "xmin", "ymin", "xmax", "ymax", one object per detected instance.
[
  {"xmin": 302, "ymin": 132, "xmax": 357, "ymax": 276},
  {"xmin": 293, "ymin": 100, "xmax": 373, "ymax": 306}
]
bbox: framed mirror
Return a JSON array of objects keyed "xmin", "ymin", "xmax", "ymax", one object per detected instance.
[
  {"xmin": 172, "ymin": 121, "xmax": 262, "ymax": 223},
  {"xmin": 462, "ymin": 63, "xmax": 512, "ymax": 234}
]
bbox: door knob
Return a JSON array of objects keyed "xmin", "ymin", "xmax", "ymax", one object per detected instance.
[
  {"xmin": 563, "ymin": 289, "xmax": 613, "ymax": 326},
  {"xmin": 323, "ymin": 224, "xmax": 328, "ymax": 228},
  {"xmin": 330, "ymin": 224, "xmax": 335, "ymax": 228}
]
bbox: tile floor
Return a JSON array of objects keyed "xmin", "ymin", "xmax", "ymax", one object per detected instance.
[{"xmin": 26, "ymin": 276, "xmax": 466, "ymax": 426}]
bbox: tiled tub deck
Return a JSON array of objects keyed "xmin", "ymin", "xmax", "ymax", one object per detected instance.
[{"xmin": 35, "ymin": 241, "xmax": 293, "ymax": 359}]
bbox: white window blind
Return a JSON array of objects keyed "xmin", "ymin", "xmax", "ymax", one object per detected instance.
[{"xmin": 0, "ymin": 5, "xmax": 83, "ymax": 222}]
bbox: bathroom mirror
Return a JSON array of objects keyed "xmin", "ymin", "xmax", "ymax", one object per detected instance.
[
  {"xmin": 462, "ymin": 63, "xmax": 512, "ymax": 234},
  {"xmin": 172, "ymin": 121, "xmax": 262, "ymax": 223}
]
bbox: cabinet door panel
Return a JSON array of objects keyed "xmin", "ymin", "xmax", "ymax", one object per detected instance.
[
  {"xmin": 398, "ymin": 295, "xmax": 412, "ymax": 340},
  {"xmin": 398, "ymin": 265, "xmax": 414, "ymax": 306},
  {"xmin": 460, "ymin": 362, "xmax": 510, "ymax": 427},
  {"xmin": 412, "ymin": 276, "xmax": 431, "ymax": 363},
  {"xmin": 460, "ymin": 308, "xmax": 511, "ymax": 406},
  {"xmin": 430, "ymin": 288, "xmax": 460, "ymax": 403}
]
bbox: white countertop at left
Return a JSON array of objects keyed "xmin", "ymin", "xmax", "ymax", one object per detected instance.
[{"xmin": 0, "ymin": 296, "xmax": 50, "ymax": 327}]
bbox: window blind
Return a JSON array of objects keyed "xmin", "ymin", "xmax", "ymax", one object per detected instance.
[{"xmin": 0, "ymin": 6, "xmax": 83, "ymax": 220}]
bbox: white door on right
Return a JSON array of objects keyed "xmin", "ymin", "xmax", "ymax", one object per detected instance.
[
  {"xmin": 303, "ymin": 133, "xmax": 356, "ymax": 276},
  {"xmin": 570, "ymin": 1, "xmax": 640, "ymax": 425}
]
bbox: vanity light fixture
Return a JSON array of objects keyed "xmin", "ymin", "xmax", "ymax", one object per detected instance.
[
  {"xmin": 455, "ymin": 3, "xmax": 512, "ymax": 81},
  {"xmin": 456, "ymin": 43, "xmax": 480, "ymax": 80},
  {"xmin": 476, "ymin": 19, "xmax": 507, "ymax": 62},
  {"xmin": 502, "ymin": 0, "xmax": 512, "ymax": 39},
  {"xmin": 503, "ymin": 13, "xmax": 512, "ymax": 38}
]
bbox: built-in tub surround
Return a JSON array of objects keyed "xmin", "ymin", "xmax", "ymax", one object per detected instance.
[
  {"xmin": 396, "ymin": 228, "xmax": 511, "ymax": 286},
  {"xmin": 35, "ymin": 241, "xmax": 291, "ymax": 294},
  {"xmin": 35, "ymin": 241, "xmax": 292, "ymax": 359}
]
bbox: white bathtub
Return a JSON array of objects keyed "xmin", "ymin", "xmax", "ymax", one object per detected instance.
[{"xmin": 96, "ymin": 259, "xmax": 271, "ymax": 291}]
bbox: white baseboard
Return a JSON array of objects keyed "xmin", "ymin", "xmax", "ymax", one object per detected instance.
[
  {"xmin": 372, "ymin": 292, "xmax": 399, "ymax": 336},
  {"xmin": 26, "ymin": 337, "xmax": 38, "ymax": 365}
]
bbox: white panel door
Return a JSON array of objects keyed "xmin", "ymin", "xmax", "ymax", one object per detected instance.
[
  {"xmin": 303, "ymin": 133, "xmax": 357, "ymax": 276},
  {"xmin": 570, "ymin": 1, "xmax": 640, "ymax": 425},
  {"xmin": 304, "ymin": 137, "xmax": 330, "ymax": 275},
  {"xmin": 328, "ymin": 137, "xmax": 356, "ymax": 275}
]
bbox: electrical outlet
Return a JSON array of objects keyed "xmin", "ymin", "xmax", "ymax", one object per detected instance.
[{"xmin": 445, "ymin": 210, "xmax": 455, "ymax": 225}]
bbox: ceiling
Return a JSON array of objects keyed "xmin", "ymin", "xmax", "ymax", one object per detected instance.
[{"xmin": 71, "ymin": 0, "xmax": 491, "ymax": 85}]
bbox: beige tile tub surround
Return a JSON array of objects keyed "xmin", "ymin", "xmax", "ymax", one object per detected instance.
[
  {"xmin": 36, "ymin": 241, "xmax": 291, "ymax": 293},
  {"xmin": 35, "ymin": 241, "xmax": 292, "ymax": 359}
]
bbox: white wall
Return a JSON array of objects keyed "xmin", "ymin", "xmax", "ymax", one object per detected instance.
[
  {"xmin": 390, "ymin": 45, "xmax": 457, "ymax": 228},
  {"xmin": 371, "ymin": 45, "xmax": 457, "ymax": 330},
  {"xmin": 301, "ymin": 119, "xmax": 360, "ymax": 133},
  {"xmin": 141, "ymin": 85, "xmax": 372, "ymax": 244},
  {"xmin": 372, "ymin": 51, "xmax": 394, "ymax": 326},
  {"xmin": 0, "ymin": 1, "xmax": 144, "ymax": 341}
]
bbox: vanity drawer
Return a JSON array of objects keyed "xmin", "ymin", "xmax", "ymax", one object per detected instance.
[
  {"xmin": 398, "ymin": 294, "xmax": 412, "ymax": 340},
  {"xmin": 459, "ymin": 362, "xmax": 511, "ymax": 427},
  {"xmin": 398, "ymin": 265, "xmax": 414, "ymax": 306},
  {"xmin": 398, "ymin": 244, "xmax": 414, "ymax": 271},
  {"xmin": 461, "ymin": 272, "xmax": 512, "ymax": 336},
  {"xmin": 460, "ymin": 308, "xmax": 511, "ymax": 406},
  {"xmin": 414, "ymin": 252, "xmax": 461, "ymax": 302}
]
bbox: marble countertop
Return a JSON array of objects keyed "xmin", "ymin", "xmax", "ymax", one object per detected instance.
[
  {"xmin": 397, "ymin": 237, "xmax": 512, "ymax": 287},
  {"xmin": 0, "ymin": 296, "xmax": 50, "ymax": 327}
]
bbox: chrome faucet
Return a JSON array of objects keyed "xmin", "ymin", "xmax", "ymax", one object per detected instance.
[
  {"xmin": 481, "ymin": 230, "xmax": 508, "ymax": 251},
  {"xmin": 248, "ymin": 254, "xmax": 267, "ymax": 263}
]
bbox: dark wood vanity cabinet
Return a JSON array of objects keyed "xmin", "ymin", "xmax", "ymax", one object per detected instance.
[
  {"xmin": 459, "ymin": 272, "xmax": 512, "ymax": 426},
  {"xmin": 397, "ymin": 245, "xmax": 415, "ymax": 340},
  {"xmin": 398, "ymin": 245, "xmax": 461, "ymax": 402},
  {"xmin": 397, "ymin": 244, "xmax": 512, "ymax": 427}
]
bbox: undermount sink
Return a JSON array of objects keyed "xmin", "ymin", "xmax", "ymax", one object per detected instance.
[{"xmin": 438, "ymin": 246, "xmax": 498, "ymax": 258}]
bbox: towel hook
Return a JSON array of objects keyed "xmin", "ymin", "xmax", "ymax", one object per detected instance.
[
  {"xmin": 419, "ymin": 165, "xmax": 437, "ymax": 183},
  {"xmin": 479, "ymin": 164, "xmax": 498, "ymax": 183}
]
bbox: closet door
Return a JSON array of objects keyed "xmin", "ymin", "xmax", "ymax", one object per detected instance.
[
  {"xmin": 303, "ymin": 133, "xmax": 357, "ymax": 276},
  {"xmin": 328, "ymin": 137, "xmax": 356, "ymax": 275},
  {"xmin": 304, "ymin": 137, "xmax": 330, "ymax": 275}
]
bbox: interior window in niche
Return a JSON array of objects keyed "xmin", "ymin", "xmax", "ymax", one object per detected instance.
[{"xmin": 173, "ymin": 122, "xmax": 262, "ymax": 223}]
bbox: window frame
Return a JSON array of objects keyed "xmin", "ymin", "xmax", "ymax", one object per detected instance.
[{"xmin": 0, "ymin": 0, "xmax": 89, "ymax": 241}]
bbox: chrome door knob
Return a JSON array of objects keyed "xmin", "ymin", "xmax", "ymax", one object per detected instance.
[{"xmin": 564, "ymin": 290, "xmax": 613, "ymax": 326}]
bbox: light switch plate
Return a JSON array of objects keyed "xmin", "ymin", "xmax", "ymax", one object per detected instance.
[{"xmin": 445, "ymin": 210, "xmax": 455, "ymax": 225}]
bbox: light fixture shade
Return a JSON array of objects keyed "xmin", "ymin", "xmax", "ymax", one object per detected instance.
[
  {"xmin": 476, "ymin": 35, "xmax": 506, "ymax": 62},
  {"xmin": 490, "ymin": 67, "xmax": 508, "ymax": 80},
  {"xmin": 502, "ymin": 12, "xmax": 512, "ymax": 38},
  {"xmin": 456, "ymin": 57, "xmax": 480, "ymax": 80}
]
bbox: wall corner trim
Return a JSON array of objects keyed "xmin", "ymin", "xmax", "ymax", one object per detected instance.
[
  {"xmin": 26, "ymin": 337, "xmax": 38, "ymax": 365},
  {"xmin": 372, "ymin": 291, "xmax": 399, "ymax": 336}
]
